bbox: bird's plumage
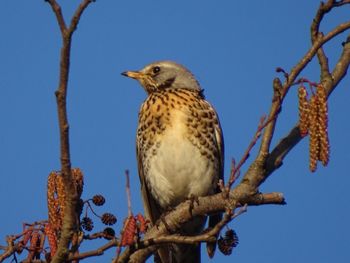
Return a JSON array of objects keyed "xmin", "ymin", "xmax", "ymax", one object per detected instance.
[{"xmin": 123, "ymin": 61, "xmax": 224, "ymax": 263}]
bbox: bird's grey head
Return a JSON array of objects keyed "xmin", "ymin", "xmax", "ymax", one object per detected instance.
[{"xmin": 122, "ymin": 61, "xmax": 202, "ymax": 94}]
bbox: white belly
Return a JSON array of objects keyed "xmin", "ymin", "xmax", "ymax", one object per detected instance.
[{"xmin": 145, "ymin": 112, "xmax": 215, "ymax": 208}]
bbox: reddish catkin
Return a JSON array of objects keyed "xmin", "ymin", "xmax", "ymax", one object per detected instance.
[
  {"xmin": 38, "ymin": 232, "xmax": 46, "ymax": 254},
  {"xmin": 121, "ymin": 216, "xmax": 137, "ymax": 246},
  {"xmin": 317, "ymin": 85, "xmax": 330, "ymax": 166},
  {"xmin": 298, "ymin": 85, "xmax": 310, "ymax": 137},
  {"xmin": 55, "ymin": 174, "xmax": 66, "ymax": 229},
  {"xmin": 27, "ymin": 231, "xmax": 40, "ymax": 260},
  {"xmin": 135, "ymin": 213, "xmax": 149, "ymax": 233},
  {"xmin": 47, "ymin": 172, "xmax": 60, "ymax": 232},
  {"xmin": 309, "ymin": 95, "xmax": 320, "ymax": 172},
  {"xmin": 21, "ymin": 229, "xmax": 33, "ymax": 247},
  {"xmin": 72, "ymin": 168, "xmax": 84, "ymax": 197},
  {"xmin": 45, "ymin": 223, "xmax": 58, "ymax": 257}
]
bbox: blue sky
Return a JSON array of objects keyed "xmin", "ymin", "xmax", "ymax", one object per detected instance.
[{"xmin": 1, "ymin": 1, "xmax": 350, "ymax": 262}]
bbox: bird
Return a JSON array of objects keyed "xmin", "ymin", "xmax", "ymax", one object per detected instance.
[{"xmin": 122, "ymin": 61, "xmax": 224, "ymax": 263}]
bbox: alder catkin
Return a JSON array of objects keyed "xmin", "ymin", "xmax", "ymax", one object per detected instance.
[
  {"xmin": 298, "ymin": 85, "xmax": 309, "ymax": 137},
  {"xmin": 317, "ymin": 85, "xmax": 330, "ymax": 166},
  {"xmin": 309, "ymin": 95, "xmax": 320, "ymax": 172},
  {"xmin": 47, "ymin": 172, "xmax": 61, "ymax": 232},
  {"xmin": 55, "ymin": 174, "xmax": 66, "ymax": 229},
  {"xmin": 45, "ymin": 223, "xmax": 58, "ymax": 257},
  {"xmin": 72, "ymin": 168, "xmax": 84, "ymax": 197}
]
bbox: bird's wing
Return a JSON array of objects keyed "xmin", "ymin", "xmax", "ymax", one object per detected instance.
[
  {"xmin": 206, "ymin": 103, "xmax": 225, "ymax": 258},
  {"xmin": 136, "ymin": 141, "xmax": 173, "ymax": 263},
  {"xmin": 136, "ymin": 140, "xmax": 162, "ymax": 225},
  {"xmin": 214, "ymin": 110, "xmax": 225, "ymax": 189}
]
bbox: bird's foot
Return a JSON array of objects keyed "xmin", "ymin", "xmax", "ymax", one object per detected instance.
[
  {"xmin": 159, "ymin": 213, "xmax": 172, "ymax": 233},
  {"xmin": 187, "ymin": 194, "xmax": 200, "ymax": 217}
]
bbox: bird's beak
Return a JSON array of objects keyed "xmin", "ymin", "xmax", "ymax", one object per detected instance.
[{"xmin": 121, "ymin": 70, "xmax": 145, "ymax": 80}]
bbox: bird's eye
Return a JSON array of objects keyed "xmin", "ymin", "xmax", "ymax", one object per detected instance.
[{"xmin": 152, "ymin": 66, "xmax": 161, "ymax": 74}]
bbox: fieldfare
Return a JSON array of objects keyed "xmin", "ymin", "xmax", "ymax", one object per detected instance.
[{"xmin": 122, "ymin": 61, "xmax": 224, "ymax": 263}]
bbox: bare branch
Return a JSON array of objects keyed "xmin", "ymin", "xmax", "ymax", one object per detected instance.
[
  {"xmin": 45, "ymin": 1, "xmax": 95, "ymax": 262},
  {"xmin": 116, "ymin": 192, "xmax": 284, "ymax": 262},
  {"xmin": 45, "ymin": 0, "xmax": 67, "ymax": 35},
  {"xmin": 68, "ymin": 239, "xmax": 118, "ymax": 261},
  {"xmin": 141, "ymin": 206, "xmax": 247, "ymax": 247},
  {"xmin": 227, "ymin": 116, "xmax": 266, "ymax": 187},
  {"xmin": 68, "ymin": 0, "xmax": 95, "ymax": 36},
  {"xmin": 257, "ymin": 77, "xmax": 283, "ymax": 160},
  {"xmin": 265, "ymin": 33, "xmax": 350, "ymax": 176},
  {"xmin": 0, "ymin": 236, "xmax": 18, "ymax": 262}
]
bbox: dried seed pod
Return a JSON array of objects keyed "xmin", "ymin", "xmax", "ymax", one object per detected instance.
[
  {"xmin": 317, "ymin": 85, "xmax": 330, "ymax": 166},
  {"xmin": 298, "ymin": 85, "xmax": 309, "ymax": 137},
  {"xmin": 81, "ymin": 217, "xmax": 94, "ymax": 231},
  {"xmin": 45, "ymin": 223, "xmax": 58, "ymax": 257},
  {"xmin": 103, "ymin": 227, "xmax": 115, "ymax": 239},
  {"xmin": 121, "ymin": 216, "xmax": 137, "ymax": 246},
  {"xmin": 218, "ymin": 229, "xmax": 239, "ymax": 256},
  {"xmin": 92, "ymin": 194, "xmax": 106, "ymax": 206},
  {"xmin": 101, "ymin": 213, "xmax": 117, "ymax": 226}
]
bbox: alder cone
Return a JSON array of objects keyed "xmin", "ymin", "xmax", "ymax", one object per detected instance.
[
  {"xmin": 218, "ymin": 229, "xmax": 239, "ymax": 256},
  {"xmin": 81, "ymin": 216, "xmax": 94, "ymax": 231},
  {"xmin": 92, "ymin": 194, "xmax": 105, "ymax": 206},
  {"xmin": 101, "ymin": 213, "xmax": 117, "ymax": 226}
]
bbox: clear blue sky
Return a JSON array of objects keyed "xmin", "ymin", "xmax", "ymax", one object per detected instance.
[{"xmin": 1, "ymin": 1, "xmax": 350, "ymax": 262}]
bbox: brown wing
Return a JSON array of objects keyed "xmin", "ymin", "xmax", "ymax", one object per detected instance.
[
  {"xmin": 136, "ymin": 136, "xmax": 162, "ymax": 225},
  {"xmin": 206, "ymin": 103, "xmax": 225, "ymax": 258},
  {"xmin": 137, "ymin": 140, "xmax": 173, "ymax": 262}
]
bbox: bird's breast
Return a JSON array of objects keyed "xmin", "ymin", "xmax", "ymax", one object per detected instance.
[{"xmin": 138, "ymin": 91, "xmax": 218, "ymax": 208}]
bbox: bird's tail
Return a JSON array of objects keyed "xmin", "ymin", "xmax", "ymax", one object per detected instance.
[
  {"xmin": 155, "ymin": 216, "xmax": 205, "ymax": 263},
  {"xmin": 155, "ymin": 243, "xmax": 200, "ymax": 263}
]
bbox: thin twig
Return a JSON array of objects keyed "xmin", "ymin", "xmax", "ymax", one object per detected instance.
[
  {"xmin": 0, "ymin": 236, "xmax": 17, "ymax": 263},
  {"xmin": 261, "ymin": 77, "xmax": 283, "ymax": 156},
  {"xmin": 125, "ymin": 170, "xmax": 133, "ymax": 217},
  {"xmin": 228, "ymin": 116, "xmax": 266, "ymax": 187},
  {"xmin": 311, "ymin": 1, "xmax": 332, "ymax": 80},
  {"xmin": 46, "ymin": 0, "xmax": 67, "ymax": 35}
]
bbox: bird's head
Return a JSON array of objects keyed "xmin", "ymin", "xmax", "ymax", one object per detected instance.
[{"xmin": 122, "ymin": 61, "xmax": 201, "ymax": 94}]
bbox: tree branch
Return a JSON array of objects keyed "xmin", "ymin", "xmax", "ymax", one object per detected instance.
[
  {"xmin": 265, "ymin": 32, "xmax": 350, "ymax": 176},
  {"xmin": 68, "ymin": 239, "xmax": 118, "ymax": 261},
  {"xmin": 116, "ymin": 192, "xmax": 284, "ymax": 262},
  {"xmin": 45, "ymin": 1, "xmax": 94, "ymax": 262}
]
